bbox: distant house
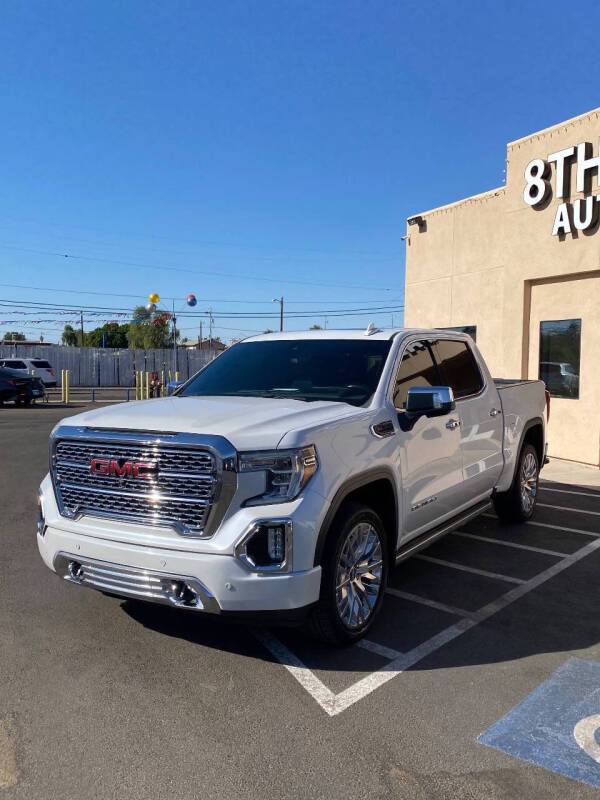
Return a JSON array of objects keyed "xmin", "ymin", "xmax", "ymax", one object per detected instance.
[{"xmin": 181, "ymin": 338, "xmax": 226, "ymax": 352}]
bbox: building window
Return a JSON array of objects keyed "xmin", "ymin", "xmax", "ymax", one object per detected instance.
[
  {"xmin": 539, "ymin": 319, "xmax": 581, "ymax": 399},
  {"xmin": 437, "ymin": 325, "xmax": 477, "ymax": 341}
]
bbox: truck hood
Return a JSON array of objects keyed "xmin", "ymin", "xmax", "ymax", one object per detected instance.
[{"xmin": 63, "ymin": 395, "xmax": 363, "ymax": 450}]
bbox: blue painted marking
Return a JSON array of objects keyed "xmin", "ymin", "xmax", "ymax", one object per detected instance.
[{"xmin": 479, "ymin": 658, "xmax": 600, "ymax": 788}]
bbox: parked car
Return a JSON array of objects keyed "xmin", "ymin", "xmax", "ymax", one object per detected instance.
[
  {"xmin": 37, "ymin": 328, "xmax": 548, "ymax": 644},
  {"xmin": 0, "ymin": 367, "xmax": 45, "ymax": 405},
  {"xmin": 539, "ymin": 361, "xmax": 579, "ymax": 397},
  {"xmin": 0, "ymin": 357, "xmax": 56, "ymax": 387}
]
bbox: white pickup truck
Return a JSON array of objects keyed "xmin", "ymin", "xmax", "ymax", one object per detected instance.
[{"xmin": 37, "ymin": 328, "xmax": 548, "ymax": 644}]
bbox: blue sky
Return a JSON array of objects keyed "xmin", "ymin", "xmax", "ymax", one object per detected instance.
[{"xmin": 0, "ymin": 0, "xmax": 599, "ymax": 342}]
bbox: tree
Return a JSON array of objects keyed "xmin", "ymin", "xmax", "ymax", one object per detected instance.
[
  {"xmin": 127, "ymin": 306, "xmax": 178, "ymax": 349},
  {"xmin": 61, "ymin": 325, "xmax": 78, "ymax": 346},
  {"xmin": 3, "ymin": 331, "xmax": 25, "ymax": 341},
  {"xmin": 86, "ymin": 322, "xmax": 129, "ymax": 348},
  {"xmin": 309, "ymin": 324, "xmax": 323, "ymax": 330}
]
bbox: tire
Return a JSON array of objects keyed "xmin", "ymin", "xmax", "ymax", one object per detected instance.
[
  {"xmin": 493, "ymin": 442, "xmax": 539, "ymax": 523},
  {"xmin": 16, "ymin": 397, "xmax": 31, "ymax": 406},
  {"xmin": 306, "ymin": 502, "xmax": 389, "ymax": 646}
]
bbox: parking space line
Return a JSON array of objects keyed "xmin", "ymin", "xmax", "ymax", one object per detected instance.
[
  {"xmin": 327, "ymin": 534, "xmax": 600, "ymax": 716},
  {"xmin": 539, "ymin": 485, "xmax": 600, "ymax": 499},
  {"xmin": 413, "ymin": 554, "xmax": 525, "ymax": 584},
  {"xmin": 252, "ymin": 629, "xmax": 337, "ymax": 714},
  {"xmin": 356, "ymin": 639, "xmax": 404, "ymax": 660},
  {"xmin": 452, "ymin": 530, "xmax": 565, "ymax": 557},
  {"xmin": 386, "ymin": 587, "xmax": 477, "ymax": 619},
  {"xmin": 482, "ymin": 512, "xmax": 599, "ymax": 537},
  {"xmin": 538, "ymin": 502, "xmax": 600, "ymax": 517}
]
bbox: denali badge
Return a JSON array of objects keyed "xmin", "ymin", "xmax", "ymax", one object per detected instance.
[{"xmin": 90, "ymin": 458, "xmax": 157, "ymax": 479}]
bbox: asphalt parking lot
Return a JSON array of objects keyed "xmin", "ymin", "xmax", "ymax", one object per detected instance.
[{"xmin": 2, "ymin": 404, "xmax": 600, "ymax": 799}]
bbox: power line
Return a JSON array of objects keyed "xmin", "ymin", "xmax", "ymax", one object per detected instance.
[
  {"xmin": 0, "ymin": 281, "xmax": 401, "ymax": 305},
  {"xmin": 0, "ymin": 298, "xmax": 404, "ymax": 319},
  {"xmin": 0, "ymin": 243, "xmax": 395, "ymax": 291}
]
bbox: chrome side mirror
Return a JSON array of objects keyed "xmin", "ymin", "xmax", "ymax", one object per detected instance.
[{"xmin": 399, "ymin": 386, "xmax": 455, "ymax": 431}]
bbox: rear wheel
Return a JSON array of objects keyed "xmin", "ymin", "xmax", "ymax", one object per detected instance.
[
  {"xmin": 493, "ymin": 442, "xmax": 539, "ymax": 522},
  {"xmin": 307, "ymin": 503, "xmax": 389, "ymax": 645}
]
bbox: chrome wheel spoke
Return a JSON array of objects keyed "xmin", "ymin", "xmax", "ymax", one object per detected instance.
[
  {"xmin": 335, "ymin": 520, "xmax": 383, "ymax": 630},
  {"xmin": 520, "ymin": 452, "xmax": 538, "ymax": 512}
]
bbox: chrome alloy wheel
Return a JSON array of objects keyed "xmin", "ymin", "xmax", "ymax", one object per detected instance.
[
  {"xmin": 335, "ymin": 522, "xmax": 383, "ymax": 630},
  {"xmin": 520, "ymin": 451, "xmax": 538, "ymax": 513}
]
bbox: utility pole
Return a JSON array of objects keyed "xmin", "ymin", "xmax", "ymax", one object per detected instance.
[
  {"xmin": 272, "ymin": 296, "xmax": 284, "ymax": 331},
  {"xmin": 205, "ymin": 308, "xmax": 214, "ymax": 349},
  {"xmin": 80, "ymin": 310, "xmax": 84, "ymax": 347},
  {"xmin": 172, "ymin": 300, "xmax": 178, "ymax": 373},
  {"xmin": 199, "ymin": 320, "xmax": 203, "ymax": 349}
]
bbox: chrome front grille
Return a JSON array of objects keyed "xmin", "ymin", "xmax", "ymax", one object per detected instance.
[{"xmin": 51, "ymin": 428, "xmax": 238, "ymax": 537}]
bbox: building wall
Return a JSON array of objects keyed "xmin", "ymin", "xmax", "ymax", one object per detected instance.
[{"xmin": 405, "ymin": 107, "xmax": 600, "ymax": 465}]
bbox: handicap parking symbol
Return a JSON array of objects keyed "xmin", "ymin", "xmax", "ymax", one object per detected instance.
[{"xmin": 479, "ymin": 658, "xmax": 600, "ymax": 788}]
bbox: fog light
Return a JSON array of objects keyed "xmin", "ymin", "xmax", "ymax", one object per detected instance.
[
  {"xmin": 234, "ymin": 519, "xmax": 292, "ymax": 572},
  {"xmin": 267, "ymin": 526, "xmax": 284, "ymax": 561}
]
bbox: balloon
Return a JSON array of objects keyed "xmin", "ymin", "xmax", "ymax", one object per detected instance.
[
  {"xmin": 149, "ymin": 292, "xmax": 160, "ymax": 304},
  {"xmin": 146, "ymin": 302, "xmax": 156, "ymax": 312},
  {"xmin": 186, "ymin": 294, "xmax": 197, "ymax": 307}
]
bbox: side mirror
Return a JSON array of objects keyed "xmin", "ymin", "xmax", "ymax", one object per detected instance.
[{"xmin": 399, "ymin": 386, "xmax": 455, "ymax": 431}]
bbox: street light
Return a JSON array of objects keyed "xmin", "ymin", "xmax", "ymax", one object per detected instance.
[{"xmin": 272, "ymin": 297, "xmax": 284, "ymax": 331}]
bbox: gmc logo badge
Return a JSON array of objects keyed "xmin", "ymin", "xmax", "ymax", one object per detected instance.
[{"xmin": 90, "ymin": 458, "xmax": 157, "ymax": 479}]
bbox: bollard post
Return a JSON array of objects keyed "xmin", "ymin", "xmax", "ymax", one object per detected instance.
[
  {"xmin": 91, "ymin": 388, "xmax": 95, "ymax": 403},
  {"xmin": 64, "ymin": 370, "xmax": 70, "ymax": 404},
  {"xmin": 145, "ymin": 371, "xmax": 149, "ymax": 400},
  {"xmin": 175, "ymin": 371, "xmax": 180, "ymax": 383},
  {"xmin": 61, "ymin": 370, "xmax": 64, "ymax": 403},
  {"xmin": 126, "ymin": 389, "xmax": 130, "ymax": 402},
  {"xmin": 161, "ymin": 370, "xmax": 165, "ymax": 397}
]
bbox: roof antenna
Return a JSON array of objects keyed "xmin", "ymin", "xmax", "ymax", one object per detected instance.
[{"xmin": 364, "ymin": 322, "xmax": 381, "ymax": 336}]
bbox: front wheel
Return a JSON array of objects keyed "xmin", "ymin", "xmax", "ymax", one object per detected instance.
[
  {"xmin": 493, "ymin": 442, "xmax": 539, "ymax": 522},
  {"xmin": 307, "ymin": 503, "xmax": 389, "ymax": 646}
]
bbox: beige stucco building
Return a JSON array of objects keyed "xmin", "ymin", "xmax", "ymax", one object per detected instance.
[{"xmin": 405, "ymin": 107, "xmax": 600, "ymax": 466}]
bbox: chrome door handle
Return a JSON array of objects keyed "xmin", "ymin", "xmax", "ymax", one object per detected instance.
[
  {"xmin": 490, "ymin": 408, "xmax": 501, "ymax": 417},
  {"xmin": 445, "ymin": 418, "xmax": 460, "ymax": 430}
]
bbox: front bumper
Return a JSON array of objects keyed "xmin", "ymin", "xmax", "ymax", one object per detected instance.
[{"xmin": 37, "ymin": 525, "xmax": 322, "ymax": 614}]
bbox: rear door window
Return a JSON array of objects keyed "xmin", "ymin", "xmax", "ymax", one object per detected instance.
[
  {"xmin": 393, "ymin": 340, "xmax": 441, "ymax": 411},
  {"xmin": 432, "ymin": 339, "xmax": 483, "ymax": 399}
]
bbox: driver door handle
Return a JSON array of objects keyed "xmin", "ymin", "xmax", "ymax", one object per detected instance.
[{"xmin": 445, "ymin": 418, "xmax": 460, "ymax": 430}]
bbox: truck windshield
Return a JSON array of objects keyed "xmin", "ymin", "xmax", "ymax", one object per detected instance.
[{"xmin": 179, "ymin": 339, "xmax": 392, "ymax": 406}]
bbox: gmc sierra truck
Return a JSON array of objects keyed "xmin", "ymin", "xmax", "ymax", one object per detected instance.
[{"xmin": 37, "ymin": 328, "xmax": 548, "ymax": 644}]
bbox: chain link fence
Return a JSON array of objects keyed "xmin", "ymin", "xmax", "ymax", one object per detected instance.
[{"xmin": 0, "ymin": 344, "xmax": 217, "ymax": 386}]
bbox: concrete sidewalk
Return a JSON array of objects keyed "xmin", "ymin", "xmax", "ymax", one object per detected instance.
[{"xmin": 543, "ymin": 456, "xmax": 600, "ymax": 489}]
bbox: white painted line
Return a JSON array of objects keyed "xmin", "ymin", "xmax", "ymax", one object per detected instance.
[
  {"xmin": 252, "ymin": 629, "xmax": 337, "ymax": 714},
  {"xmin": 525, "ymin": 520, "xmax": 600, "ymax": 538},
  {"xmin": 356, "ymin": 638, "xmax": 404, "ymax": 661},
  {"xmin": 413, "ymin": 554, "xmax": 525, "ymax": 584},
  {"xmin": 328, "ymin": 534, "xmax": 600, "ymax": 715},
  {"xmin": 385, "ymin": 586, "xmax": 477, "ymax": 620},
  {"xmin": 539, "ymin": 485, "xmax": 600, "ymax": 499},
  {"xmin": 538, "ymin": 502, "xmax": 600, "ymax": 517},
  {"xmin": 452, "ymin": 530, "xmax": 565, "ymax": 558},
  {"xmin": 482, "ymin": 512, "xmax": 599, "ymax": 538}
]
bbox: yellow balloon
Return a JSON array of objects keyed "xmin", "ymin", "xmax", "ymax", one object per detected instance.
[{"xmin": 149, "ymin": 293, "xmax": 160, "ymax": 304}]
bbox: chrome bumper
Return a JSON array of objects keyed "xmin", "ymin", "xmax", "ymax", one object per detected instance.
[{"xmin": 53, "ymin": 552, "xmax": 220, "ymax": 613}]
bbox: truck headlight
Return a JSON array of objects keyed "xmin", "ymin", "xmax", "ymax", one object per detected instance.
[{"xmin": 238, "ymin": 445, "xmax": 318, "ymax": 506}]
